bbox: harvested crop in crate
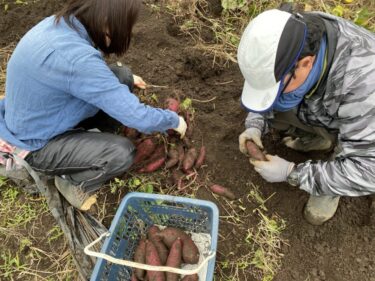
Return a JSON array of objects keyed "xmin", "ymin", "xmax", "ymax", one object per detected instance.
[
  {"xmin": 147, "ymin": 225, "xmax": 169, "ymax": 265},
  {"xmin": 145, "ymin": 240, "xmax": 166, "ymax": 281},
  {"xmin": 165, "ymin": 238, "xmax": 182, "ymax": 281}
]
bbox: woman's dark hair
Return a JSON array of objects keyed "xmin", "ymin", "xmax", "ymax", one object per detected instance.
[
  {"xmin": 299, "ymin": 13, "xmax": 326, "ymax": 59},
  {"xmin": 55, "ymin": 0, "xmax": 141, "ymax": 56}
]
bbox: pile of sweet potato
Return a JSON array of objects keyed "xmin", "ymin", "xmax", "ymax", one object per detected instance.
[
  {"xmin": 131, "ymin": 225, "xmax": 200, "ymax": 281},
  {"xmin": 123, "ymin": 97, "xmax": 236, "ymax": 200}
]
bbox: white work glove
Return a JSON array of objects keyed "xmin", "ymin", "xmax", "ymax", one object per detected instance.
[
  {"xmin": 173, "ymin": 116, "xmax": 187, "ymax": 139},
  {"xmin": 250, "ymin": 155, "xmax": 295, "ymax": 183},
  {"xmin": 133, "ymin": 75, "xmax": 146, "ymax": 89},
  {"xmin": 239, "ymin": 128, "xmax": 263, "ymax": 155}
]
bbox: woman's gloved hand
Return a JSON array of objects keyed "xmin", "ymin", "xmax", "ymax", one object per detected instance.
[
  {"xmin": 133, "ymin": 74, "xmax": 146, "ymax": 89},
  {"xmin": 173, "ymin": 116, "xmax": 187, "ymax": 139}
]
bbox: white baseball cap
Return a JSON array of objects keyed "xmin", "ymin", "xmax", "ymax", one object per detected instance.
[{"xmin": 238, "ymin": 9, "xmax": 307, "ymax": 112}]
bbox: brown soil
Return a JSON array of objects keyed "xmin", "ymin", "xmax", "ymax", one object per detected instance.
[{"xmin": 1, "ymin": 1, "xmax": 375, "ymax": 281}]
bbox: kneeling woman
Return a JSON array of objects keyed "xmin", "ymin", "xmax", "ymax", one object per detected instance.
[{"xmin": 0, "ymin": 0, "xmax": 187, "ymax": 210}]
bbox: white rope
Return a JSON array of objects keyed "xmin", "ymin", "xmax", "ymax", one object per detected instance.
[{"xmin": 84, "ymin": 232, "xmax": 216, "ymax": 275}]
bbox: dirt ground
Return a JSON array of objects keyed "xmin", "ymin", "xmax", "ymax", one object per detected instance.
[{"xmin": 1, "ymin": 0, "xmax": 375, "ymax": 280}]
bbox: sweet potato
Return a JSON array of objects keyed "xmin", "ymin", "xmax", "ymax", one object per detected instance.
[
  {"xmin": 165, "ymin": 98, "xmax": 180, "ymax": 113},
  {"xmin": 145, "ymin": 240, "xmax": 165, "ymax": 281},
  {"xmin": 246, "ymin": 140, "xmax": 266, "ymax": 161},
  {"xmin": 209, "ymin": 184, "xmax": 236, "ymax": 200},
  {"xmin": 166, "ymin": 238, "xmax": 182, "ymax": 281},
  {"xmin": 147, "ymin": 226, "xmax": 169, "ymax": 265},
  {"xmin": 182, "ymin": 148, "xmax": 197, "ymax": 172},
  {"xmin": 131, "ymin": 273, "xmax": 139, "ymax": 281},
  {"xmin": 165, "ymin": 147, "xmax": 179, "ymax": 169},
  {"xmin": 181, "ymin": 274, "xmax": 199, "ymax": 281},
  {"xmin": 194, "ymin": 146, "xmax": 206, "ymax": 169},
  {"xmin": 177, "ymin": 145, "xmax": 185, "ymax": 166},
  {"xmin": 185, "ymin": 111, "xmax": 193, "ymax": 137},
  {"xmin": 172, "ymin": 170, "xmax": 186, "ymax": 190},
  {"xmin": 133, "ymin": 239, "xmax": 146, "ymax": 280},
  {"xmin": 138, "ymin": 156, "xmax": 166, "ymax": 173},
  {"xmin": 134, "ymin": 138, "xmax": 156, "ymax": 164},
  {"xmin": 182, "ymin": 238, "xmax": 200, "ymax": 264},
  {"xmin": 156, "ymin": 227, "xmax": 190, "ymax": 248},
  {"xmin": 138, "ymin": 145, "xmax": 167, "ymax": 173},
  {"xmin": 156, "ymin": 227, "xmax": 199, "ymax": 264}
]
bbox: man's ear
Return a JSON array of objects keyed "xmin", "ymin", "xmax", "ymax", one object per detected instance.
[{"xmin": 299, "ymin": 56, "xmax": 315, "ymax": 69}]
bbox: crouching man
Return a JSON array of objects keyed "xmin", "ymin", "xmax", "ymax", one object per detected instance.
[{"xmin": 237, "ymin": 8, "xmax": 375, "ymax": 225}]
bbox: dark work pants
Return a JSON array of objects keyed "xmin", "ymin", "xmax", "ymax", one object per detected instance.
[{"xmin": 25, "ymin": 64, "xmax": 136, "ymax": 193}]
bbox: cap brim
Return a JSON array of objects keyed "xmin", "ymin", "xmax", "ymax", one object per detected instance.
[{"xmin": 241, "ymin": 81, "xmax": 281, "ymax": 113}]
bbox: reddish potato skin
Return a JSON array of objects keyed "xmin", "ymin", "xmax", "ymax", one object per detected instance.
[
  {"xmin": 133, "ymin": 239, "xmax": 146, "ymax": 280},
  {"xmin": 209, "ymin": 184, "xmax": 236, "ymax": 200},
  {"xmin": 145, "ymin": 241, "xmax": 165, "ymax": 281},
  {"xmin": 138, "ymin": 157, "xmax": 166, "ymax": 173},
  {"xmin": 172, "ymin": 170, "xmax": 186, "ymax": 190},
  {"xmin": 147, "ymin": 226, "xmax": 169, "ymax": 265},
  {"xmin": 166, "ymin": 238, "xmax": 182, "ymax": 281},
  {"xmin": 131, "ymin": 273, "xmax": 139, "ymax": 281},
  {"xmin": 156, "ymin": 227, "xmax": 200, "ymax": 264},
  {"xmin": 155, "ymin": 227, "xmax": 190, "ymax": 248},
  {"xmin": 181, "ymin": 274, "xmax": 199, "ymax": 281},
  {"xmin": 182, "ymin": 238, "xmax": 199, "ymax": 264},
  {"xmin": 246, "ymin": 141, "xmax": 266, "ymax": 161},
  {"xmin": 182, "ymin": 148, "xmax": 197, "ymax": 172},
  {"xmin": 177, "ymin": 145, "xmax": 185, "ymax": 166},
  {"xmin": 165, "ymin": 98, "xmax": 180, "ymax": 113},
  {"xmin": 165, "ymin": 148, "xmax": 179, "ymax": 169},
  {"xmin": 194, "ymin": 146, "xmax": 206, "ymax": 169},
  {"xmin": 134, "ymin": 139, "xmax": 156, "ymax": 164}
]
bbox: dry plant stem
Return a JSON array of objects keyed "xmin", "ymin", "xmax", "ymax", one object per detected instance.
[
  {"xmin": 146, "ymin": 84, "xmax": 169, "ymax": 89},
  {"xmin": 190, "ymin": 96, "xmax": 217, "ymax": 103}
]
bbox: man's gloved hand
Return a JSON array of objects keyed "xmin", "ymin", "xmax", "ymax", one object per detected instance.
[
  {"xmin": 239, "ymin": 128, "xmax": 263, "ymax": 155},
  {"xmin": 250, "ymin": 155, "xmax": 295, "ymax": 183},
  {"xmin": 133, "ymin": 75, "xmax": 146, "ymax": 89},
  {"xmin": 173, "ymin": 116, "xmax": 187, "ymax": 139}
]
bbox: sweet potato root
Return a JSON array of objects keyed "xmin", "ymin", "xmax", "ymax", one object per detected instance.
[
  {"xmin": 133, "ymin": 239, "xmax": 146, "ymax": 280},
  {"xmin": 166, "ymin": 238, "xmax": 182, "ymax": 281},
  {"xmin": 185, "ymin": 111, "xmax": 193, "ymax": 137},
  {"xmin": 134, "ymin": 138, "xmax": 156, "ymax": 164},
  {"xmin": 145, "ymin": 240, "xmax": 165, "ymax": 281},
  {"xmin": 156, "ymin": 227, "xmax": 199, "ymax": 264},
  {"xmin": 246, "ymin": 140, "xmax": 266, "ymax": 161},
  {"xmin": 165, "ymin": 147, "xmax": 179, "ymax": 169},
  {"xmin": 194, "ymin": 146, "xmax": 206, "ymax": 169},
  {"xmin": 182, "ymin": 148, "xmax": 197, "ymax": 172},
  {"xmin": 171, "ymin": 170, "xmax": 186, "ymax": 190},
  {"xmin": 181, "ymin": 274, "xmax": 199, "ymax": 281},
  {"xmin": 138, "ymin": 156, "xmax": 166, "ymax": 173},
  {"xmin": 147, "ymin": 226, "xmax": 168, "ymax": 265},
  {"xmin": 165, "ymin": 98, "xmax": 180, "ymax": 113},
  {"xmin": 209, "ymin": 184, "xmax": 236, "ymax": 200}
]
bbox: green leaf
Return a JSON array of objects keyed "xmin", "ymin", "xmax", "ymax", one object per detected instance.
[
  {"xmin": 221, "ymin": 0, "xmax": 246, "ymax": 11},
  {"xmin": 332, "ymin": 5, "xmax": 345, "ymax": 17},
  {"xmin": 151, "ymin": 93, "xmax": 158, "ymax": 103},
  {"xmin": 180, "ymin": 98, "xmax": 192, "ymax": 110},
  {"xmin": 354, "ymin": 8, "xmax": 371, "ymax": 26}
]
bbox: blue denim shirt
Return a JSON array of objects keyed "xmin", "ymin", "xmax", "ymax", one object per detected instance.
[{"xmin": 0, "ymin": 16, "xmax": 179, "ymax": 151}]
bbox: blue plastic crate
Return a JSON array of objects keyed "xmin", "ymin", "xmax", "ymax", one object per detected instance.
[{"xmin": 89, "ymin": 192, "xmax": 219, "ymax": 281}]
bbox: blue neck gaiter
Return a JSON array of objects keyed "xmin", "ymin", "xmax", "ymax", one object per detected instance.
[{"xmin": 273, "ymin": 36, "xmax": 327, "ymax": 112}]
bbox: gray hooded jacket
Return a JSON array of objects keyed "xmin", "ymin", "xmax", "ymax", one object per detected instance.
[{"xmin": 244, "ymin": 13, "xmax": 375, "ymax": 197}]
